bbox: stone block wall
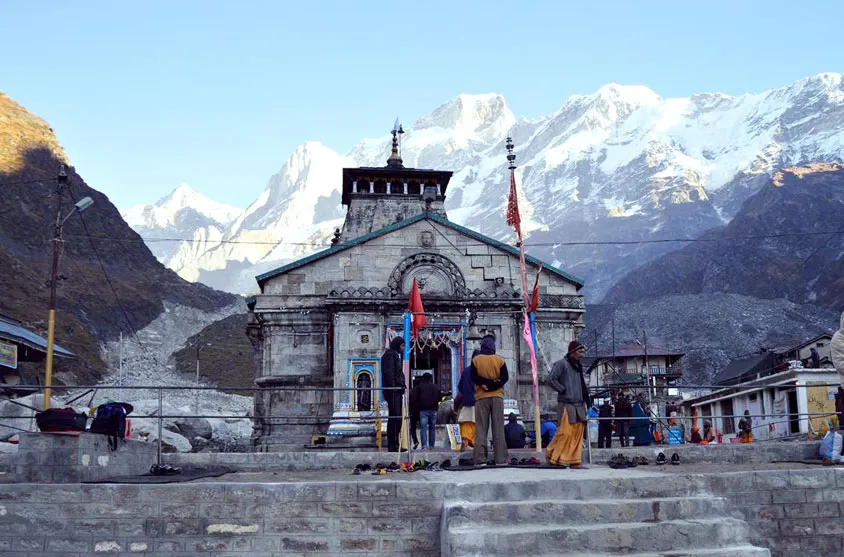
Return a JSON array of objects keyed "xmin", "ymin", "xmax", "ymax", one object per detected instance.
[
  {"xmin": 715, "ymin": 468, "xmax": 844, "ymax": 557},
  {"xmin": 15, "ymin": 432, "xmax": 158, "ymax": 483},
  {"xmin": 0, "ymin": 480, "xmax": 442, "ymax": 556}
]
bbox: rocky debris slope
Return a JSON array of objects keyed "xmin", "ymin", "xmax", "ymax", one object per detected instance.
[{"xmin": 582, "ymin": 295, "xmax": 839, "ymax": 386}]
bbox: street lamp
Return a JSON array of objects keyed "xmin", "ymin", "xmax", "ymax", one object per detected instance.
[{"xmin": 44, "ymin": 165, "xmax": 94, "ymax": 410}]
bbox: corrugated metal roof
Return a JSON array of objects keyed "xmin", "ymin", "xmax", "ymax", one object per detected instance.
[
  {"xmin": 596, "ymin": 343, "xmax": 684, "ymax": 358},
  {"xmin": 713, "ymin": 352, "xmax": 778, "ymax": 385},
  {"xmin": 0, "ymin": 317, "xmax": 73, "ymax": 357}
]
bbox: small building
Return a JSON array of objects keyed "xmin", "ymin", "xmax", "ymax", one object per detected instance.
[
  {"xmin": 588, "ymin": 343, "xmax": 684, "ymax": 390},
  {"xmin": 247, "ymin": 132, "xmax": 586, "ymax": 449},
  {"xmin": 684, "ymin": 365, "xmax": 838, "ymax": 441},
  {"xmin": 0, "ymin": 314, "xmax": 73, "ymax": 388},
  {"xmin": 775, "ymin": 334, "xmax": 834, "ymax": 368}
]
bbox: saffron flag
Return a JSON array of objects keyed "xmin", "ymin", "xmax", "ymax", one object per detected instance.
[
  {"xmin": 408, "ymin": 278, "xmax": 426, "ymax": 339},
  {"xmin": 506, "ymin": 168, "xmax": 521, "ymax": 238}
]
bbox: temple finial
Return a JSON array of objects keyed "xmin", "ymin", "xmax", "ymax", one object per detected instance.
[
  {"xmin": 387, "ymin": 118, "xmax": 404, "ymax": 168},
  {"xmin": 506, "ymin": 137, "xmax": 516, "ymax": 170}
]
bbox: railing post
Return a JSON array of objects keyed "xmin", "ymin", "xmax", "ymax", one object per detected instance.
[{"xmin": 157, "ymin": 387, "xmax": 163, "ymax": 466}]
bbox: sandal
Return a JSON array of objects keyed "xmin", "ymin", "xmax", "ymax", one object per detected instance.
[{"xmin": 527, "ymin": 457, "xmax": 540, "ymax": 466}]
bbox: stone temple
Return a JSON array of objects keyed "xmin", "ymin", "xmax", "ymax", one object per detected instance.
[{"xmin": 247, "ymin": 133, "xmax": 585, "ymax": 450}]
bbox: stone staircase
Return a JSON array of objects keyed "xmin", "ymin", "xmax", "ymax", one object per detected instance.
[{"xmin": 441, "ymin": 474, "xmax": 770, "ymax": 557}]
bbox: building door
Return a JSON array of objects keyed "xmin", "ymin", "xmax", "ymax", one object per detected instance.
[
  {"xmin": 410, "ymin": 343, "xmax": 452, "ymax": 392},
  {"xmin": 786, "ymin": 389, "xmax": 800, "ymax": 434}
]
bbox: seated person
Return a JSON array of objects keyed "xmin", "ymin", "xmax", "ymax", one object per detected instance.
[
  {"xmin": 527, "ymin": 414, "xmax": 559, "ymax": 447},
  {"xmin": 504, "ymin": 412, "xmax": 526, "ymax": 449}
]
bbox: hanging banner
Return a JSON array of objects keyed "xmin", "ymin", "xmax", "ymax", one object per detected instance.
[{"xmin": 0, "ymin": 340, "xmax": 17, "ymax": 369}]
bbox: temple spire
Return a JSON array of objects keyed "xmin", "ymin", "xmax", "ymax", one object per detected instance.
[{"xmin": 386, "ymin": 118, "xmax": 404, "ymax": 168}]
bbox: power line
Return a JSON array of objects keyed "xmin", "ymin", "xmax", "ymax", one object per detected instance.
[{"xmin": 63, "ymin": 228, "xmax": 844, "ymax": 248}]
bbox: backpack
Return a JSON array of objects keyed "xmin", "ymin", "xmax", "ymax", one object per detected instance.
[
  {"xmin": 89, "ymin": 403, "xmax": 128, "ymax": 451},
  {"xmin": 35, "ymin": 407, "xmax": 88, "ymax": 433}
]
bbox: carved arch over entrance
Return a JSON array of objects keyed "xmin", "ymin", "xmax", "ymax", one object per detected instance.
[{"xmin": 387, "ymin": 253, "xmax": 466, "ymax": 298}]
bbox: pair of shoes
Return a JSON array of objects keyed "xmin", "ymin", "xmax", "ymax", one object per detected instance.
[
  {"xmin": 671, "ymin": 453, "xmax": 680, "ymax": 465},
  {"xmin": 608, "ymin": 453, "xmax": 627, "ymax": 469},
  {"xmin": 634, "ymin": 456, "xmax": 649, "ymax": 466},
  {"xmin": 509, "ymin": 457, "xmax": 519, "ymax": 466},
  {"xmin": 441, "ymin": 459, "xmax": 452, "ymax": 469},
  {"xmin": 527, "ymin": 456, "xmax": 540, "ymax": 466},
  {"xmin": 352, "ymin": 468, "xmax": 361, "ymax": 475},
  {"xmin": 371, "ymin": 469, "xmax": 387, "ymax": 475},
  {"xmin": 386, "ymin": 462, "xmax": 400, "ymax": 471},
  {"xmin": 458, "ymin": 457, "xmax": 473, "ymax": 467},
  {"xmin": 656, "ymin": 452, "xmax": 667, "ymax": 465},
  {"xmin": 149, "ymin": 464, "xmax": 181, "ymax": 475}
]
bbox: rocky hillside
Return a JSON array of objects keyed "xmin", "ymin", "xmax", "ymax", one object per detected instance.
[
  {"xmin": 172, "ymin": 313, "xmax": 252, "ymax": 393},
  {"xmin": 0, "ymin": 91, "xmax": 239, "ymax": 383},
  {"xmin": 604, "ymin": 163, "xmax": 844, "ymax": 310},
  {"xmin": 129, "ymin": 74, "xmax": 844, "ymax": 298},
  {"xmin": 582, "ymin": 295, "xmax": 839, "ymax": 386}
]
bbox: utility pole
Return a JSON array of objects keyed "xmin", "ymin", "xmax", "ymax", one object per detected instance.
[
  {"xmin": 195, "ymin": 338, "xmax": 201, "ymax": 416},
  {"xmin": 43, "ymin": 166, "xmax": 94, "ymax": 410},
  {"xmin": 118, "ymin": 332, "xmax": 123, "ymax": 385}
]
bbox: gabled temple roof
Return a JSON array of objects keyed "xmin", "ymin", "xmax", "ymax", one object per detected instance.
[{"xmin": 255, "ymin": 212, "xmax": 584, "ymax": 290}]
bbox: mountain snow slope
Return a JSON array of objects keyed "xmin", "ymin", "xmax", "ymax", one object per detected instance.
[
  {"xmin": 122, "ymin": 184, "xmax": 241, "ymax": 265},
  {"xmin": 129, "ymin": 73, "xmax": 844, "ymax": 298}
]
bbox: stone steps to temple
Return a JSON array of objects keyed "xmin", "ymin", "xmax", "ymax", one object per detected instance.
[
  {"xmin": 445, "ymin": 496, "xmax": 729, "ymax": 528},
  {"xmin": 445, "ymin": 517, "xmax": 756, "ymax": 556}
]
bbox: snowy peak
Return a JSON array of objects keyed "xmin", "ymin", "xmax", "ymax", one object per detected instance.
[
  {"xmin": 414, "ymin": 93, "xmax": 514, "ymax": 135},
  {"xmin": 123, "ymin": 183, "xmax": 240, "ymax": 229}
]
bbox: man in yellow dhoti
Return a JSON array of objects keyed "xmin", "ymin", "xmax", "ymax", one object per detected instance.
[{"xmin": 545, "ymin": 341, "xmax": 589, "ymax": 469}]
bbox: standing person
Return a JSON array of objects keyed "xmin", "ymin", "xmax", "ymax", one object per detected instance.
[
  {"xmin": 614, "ymin": 394, "xmax": 632, "ymax": 447},
  {"xmin": 455, "ymin": 349, "xmax": 479, "ymax": 450},
  {"xmin": 598, "ymin": 398, "xmax": 614, "ymax": 449},
  {"xmin": 738, "ymin": 410, "xmax": 753, "ymax": 443},
  {"xmin": 409, "ymin": 376, "xmax": 421, "ymax": 450},
  {"xmin": 545, "ymin": 341, "xmax": 589, "ymax": 469},
  {"xmin": 380, "ymin": 337, "xmax": 406, "ymax": 453},
  {"xmin": 470, "ymin": 335, "xmax": 509, "ymax": 466},
  {"xmin": 504, "ymin": 413, "xmax": 526, "ymax": 449},
  {"xmin": 410, "ymin": 373, "xmax": 440, "ymax": 450}
]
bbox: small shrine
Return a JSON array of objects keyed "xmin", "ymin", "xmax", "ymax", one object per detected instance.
[{"xmin": 247, "ymin": 125, "xmax": 585, "ymax": 449}]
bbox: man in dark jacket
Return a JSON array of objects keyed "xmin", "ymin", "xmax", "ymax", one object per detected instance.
[
  {"xmin": 470, "ymin": 335, "xmax": 509, "ymax": 466},
  {"xmin": 545, "ymin": 341, "xmax": 589, "ymax": 468},
  {"xmin": 410, "ymin": 373, "xmax": 441, "ymax": 449},
  {"xmin": 381, "ymin": 337, "xmax": 406, "ymax": 452},
  {"xmin": 614, "ymin": 394, "xmax": 632, "ymax": 447},
  {"xmin": 598, "ymin": 399, "xmax": 614, "ymax": 448},
  {"xmin": 504, "ymin": 413, "xmax": 526, "ymax": 449}
]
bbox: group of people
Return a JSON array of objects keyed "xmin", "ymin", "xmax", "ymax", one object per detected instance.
[
  {"xmin": 381, "ymin": 335, "xmax": 596, "ymax": 468},
  {"xmin": 591, "ymin": 394, "xmax": 654, "ymax": 448}
]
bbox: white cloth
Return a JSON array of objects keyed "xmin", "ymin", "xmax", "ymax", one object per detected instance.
[
  {"xmin": 457, "ymin": 406, "xmax": 474, "ymax": 423},
  {"xmin": 832, "ymin": 311, "xmax": 844, "ymax": 383}
]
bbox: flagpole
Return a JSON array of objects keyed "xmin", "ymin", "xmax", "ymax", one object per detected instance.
[
  {"xmin": 506, "ymin": 136, "xmax": 543, "ymax": 456},
  {"xmin": 402, "ymin": 311, "xmax": 412, "ymax": 464}
]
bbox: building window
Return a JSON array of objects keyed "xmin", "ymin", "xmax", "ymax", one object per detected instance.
[{"xmin": 355, "ymin": 372, "xmax": 373, "ymax": 412}]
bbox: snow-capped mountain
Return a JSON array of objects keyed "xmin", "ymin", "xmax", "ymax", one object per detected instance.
[
  {"xmin": 122, "ymin": 184, "xmax": 241, "ymax": 265},
  {"xmin": 127, "ymin": 73, "xmax": 844, "ymax": 298}
]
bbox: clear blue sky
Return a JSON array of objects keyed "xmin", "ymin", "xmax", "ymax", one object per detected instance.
[{"xmin": 1, "ymin": 1, "xmax": 841, "ymax": 210}]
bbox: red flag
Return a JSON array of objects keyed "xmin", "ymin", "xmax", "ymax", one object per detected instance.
[
  {"xmin": 506, "ymin": 168, "xmax": 521, "ymax": 238},
  {"xmin": 408, "ymin": 278, "xmax": 426, "ymax": 339},
  {"xmin": 528, "ymin": 264, "xmax": 543, "ymax": 313}
]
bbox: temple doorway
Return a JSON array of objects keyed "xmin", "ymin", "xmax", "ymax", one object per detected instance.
[{"xmin": 410, "ymin": 343, "xmax": 454, "ymax": 395}]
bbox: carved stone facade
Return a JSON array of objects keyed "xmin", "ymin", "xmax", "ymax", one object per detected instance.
[{"xmin": 248, "ymin": 158, "xmax": 585, "ymax": 450}]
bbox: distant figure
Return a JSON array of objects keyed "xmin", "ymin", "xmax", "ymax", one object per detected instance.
[
  {"xmin": 738, "ymin": 410, "xmax": 753, "ymax": 443},
  {"xmin": 409, "ymin": 376, "xmax": 421, "ymax": 449},
  {"xmin": 702, "ymin": 420, "xmax": 716, "ymax": 443},
  {"xmin": 614, "ymin": 394, "xmax": 632, "ymax": 447},
  {"xmin": 380, "ymin": 337, "xmax": 406, "ymax": 453},
  {"xmin": 834, "ymin": 311, "xmax": 844, "ymax": 383},
  {"xmin": 810, "ymin": 347, "xmax": 821, "ymax": 369},
  {"xmin": 630, "ymin": 401, "xmax": 651, "ymax": 446},
  {"xmin": 587, "ymin": 404, "xmax": 599, "ymax": 447},
  {"xmin": 545, "ymin": 341, "xmax": 589, "ymax": 469},
  {"xmin": 598, "ymin": 399, "xmax": 614, "ymax": 448},
  {"xmin": 470, "ymin": 335, "xmax": 510, "ymax": 466},
  {"xmin": 455, "ymin": 349, "xmax": 479, "ymax": 449},
  {"xmin": 437, "ymin": 393, "xmax": 456, "ymax": 425},
  {"xmin": 504, "ymin": 413, "xmax": 526, "ymax": 449},
  {"xmin": 410, "ymin": 373, "xmax": 441, "ymax": 450}
]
